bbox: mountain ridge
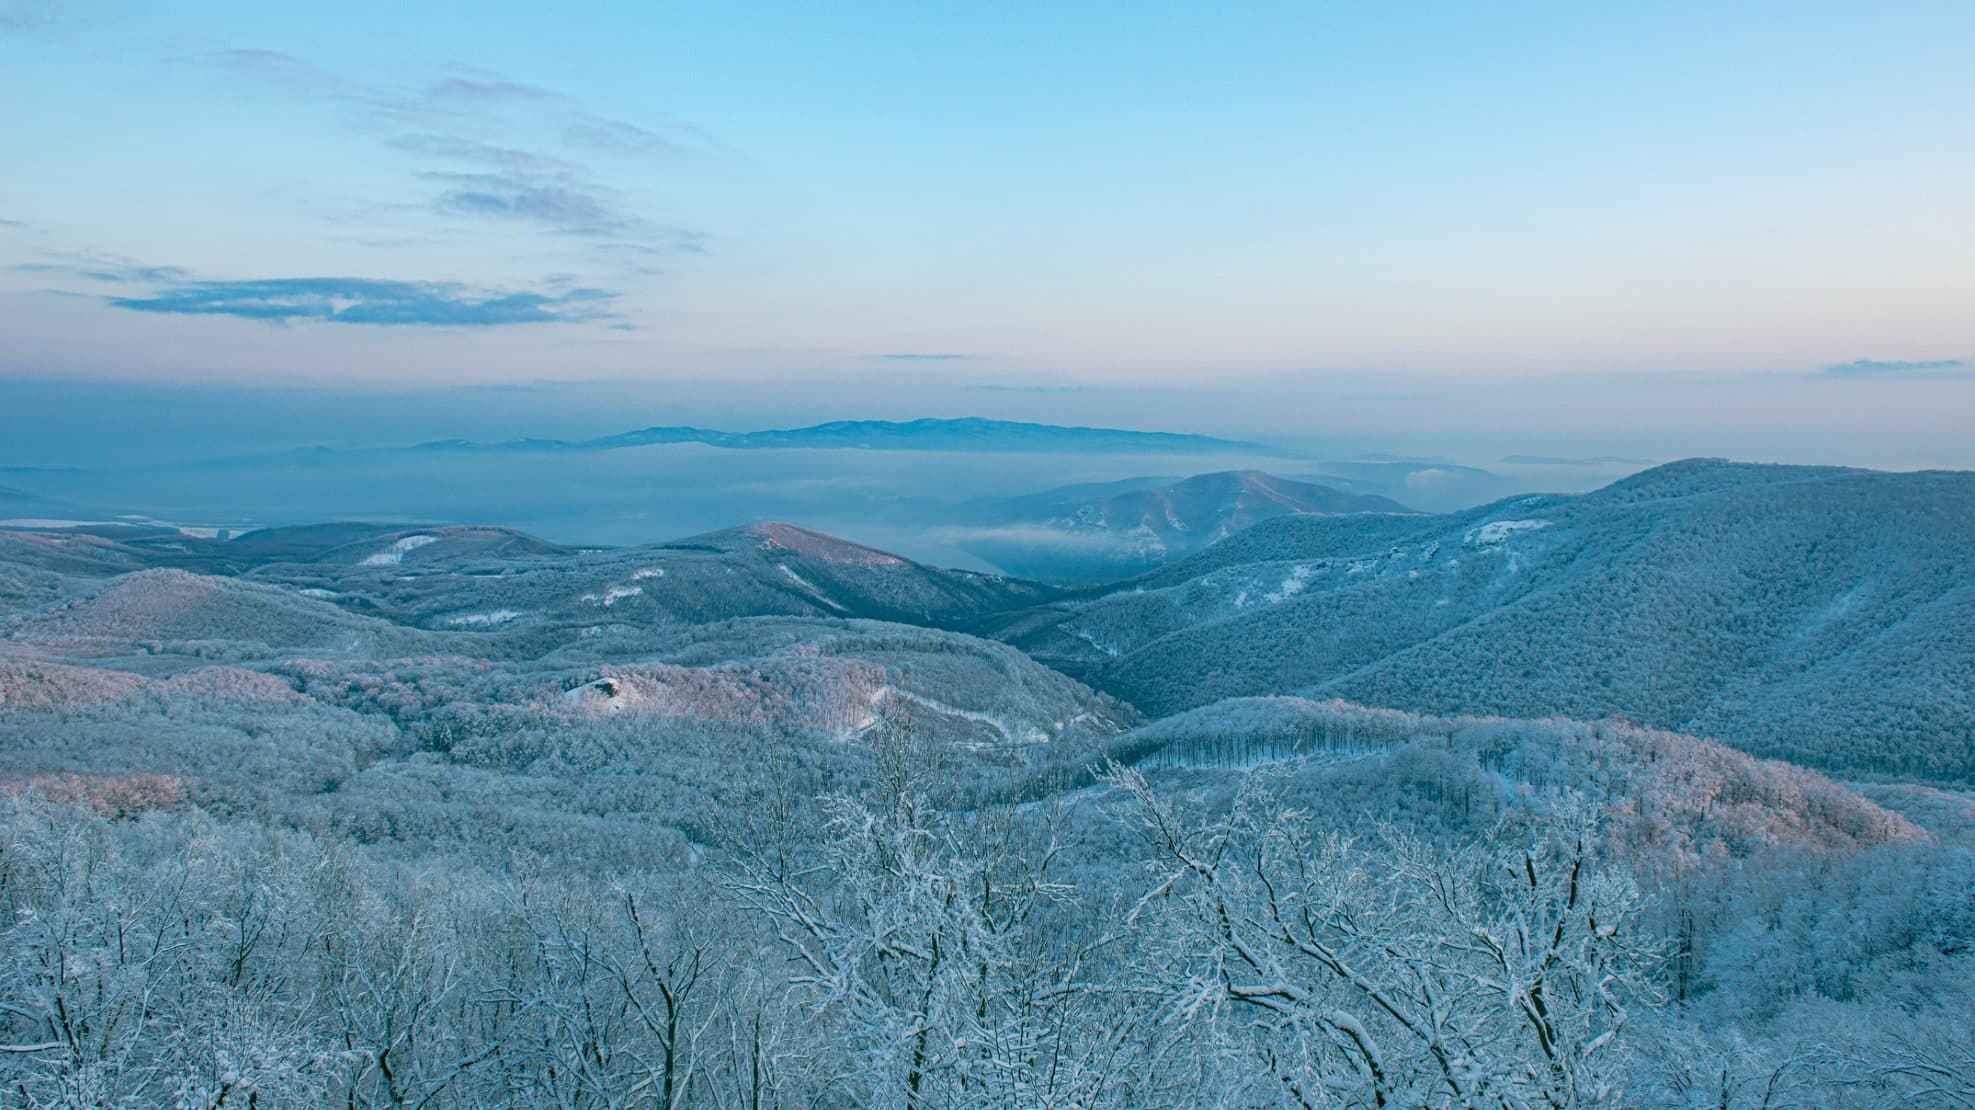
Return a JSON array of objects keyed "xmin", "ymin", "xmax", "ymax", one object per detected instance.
[
  {"xmin": 998, "ymin": 457, "xmax": 1975, "ymax": 781},
  {"xmin": 417, "ymin": 417, "xmax": 1273, "ymax": 456},
  {"xmin": 946, "ymin": 469, "xmax": 1414, "ymax": 581}
]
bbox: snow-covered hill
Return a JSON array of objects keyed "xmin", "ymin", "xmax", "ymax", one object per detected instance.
[{"xmin": 1000, "ymin": 459, "xmax": 1975, "ymax": 781}]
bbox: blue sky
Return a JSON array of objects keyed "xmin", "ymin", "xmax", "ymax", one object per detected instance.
[{"xmin": 1, "ymin": 1, "xmax": 1972, "ymax": 402}]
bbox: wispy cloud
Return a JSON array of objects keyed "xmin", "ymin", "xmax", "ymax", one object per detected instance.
[
  {"xmin": 424, "ymin": 75, "xmax": 551, "ymax": 104},
  {"xmin": 8, "ymin": 44, "xmax": 717, "ymax": 338},
  {"xmin": 203, "ymin": 47, "xmax": 370, "ymax": 104},
  {"xmin": 1823, "ymin": 358, "xmax": 1968, "ymax": 378},
  {"xmin": 109, "ymin": 277, "xmax": 616, "ymax": 326},
  {"xmin": 381, "ymin": 132, "xmax": 665, "ymax": 238},
  {"xmin": 0, "ymin": 1, "xmax": 72, "ymax": 32},
  {"xmin": 386, "ymin": 133, "xmax": 572, "ymax": 172},
  {"xmin": 74, "ymin": 264, "xmax": 192, "ymax": 284},
  {"xmin": 969, "ymin": 383, "xmax": 1101, "ymax": 394},
  {"xmin": 429, "ymin": 175, "xmax": 620, "ymax": 232},
  {"xmin": 878, "ymin": 352, "xmax": 981, "ymax": 362},
  {"xmin": 192, "ymin": 48, "xmax": 714, "ymax": 255},
  {"xmin": 564, "ymin": 116, "xmax": 712, "ymax": 159},
  {"xmin": 10, "ymin": 248, "xmax": 191, "ymax": 285}
]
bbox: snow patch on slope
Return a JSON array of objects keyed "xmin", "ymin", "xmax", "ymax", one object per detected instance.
[
  {"xmin": 444, "ymin": 609, "xmax": 524, "ymax": 627},
  {"xmin": 361, "ymin": 535, "xmax": 440, "ymax": 566},
  {"xmin": 1264, "ymin": 564, "xmax": 1317, "ymax": 604},
  {"xmin": 864, "ymin": 685, "xmax": 1051, "ymax": 748},
  {"xmin": 777, "ymin": 565, "xmax": 849, "ymax": 611},
  {"xmin": 581, "ymin": 585, "xmax": 644, "ymax": 607},
  {"xmin": 1462, "ymin": 519, "xmax": 1551, "ymax": 547}
]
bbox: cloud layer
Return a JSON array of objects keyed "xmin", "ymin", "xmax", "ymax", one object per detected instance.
[
  {"xmin": 1823, "ymin": 358, "xmax": 1967, "ymax": 378},
  {"xmin": 110, "ymin": 277, "xmax": 614, "ymax": 326}
]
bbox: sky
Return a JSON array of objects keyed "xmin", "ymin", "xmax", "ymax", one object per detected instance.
[{"xmin": 1, "ymin": 1, "xmax": 1972, "ymax": 462}]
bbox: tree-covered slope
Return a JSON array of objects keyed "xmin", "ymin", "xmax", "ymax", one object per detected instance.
[
  {"xmin": 945, "ymin": 469, "xmax": 1412, "ymax": 581},
  {"xmin": 1003, "ymin": 459, "xmax": 1975, "ymax": 780}
]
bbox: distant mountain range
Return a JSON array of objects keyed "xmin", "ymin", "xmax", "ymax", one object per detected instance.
[
  {"xmin": 6, "ymin": 419, "xmax": 1550, "ymax": 552},
  {"xmin": 410, "ymin": 417, "xmax": 1271, "ymax": 456},
  {"xmin": 994, "ymin": 458, "xmax": 1975, "ymax": 782},
  {"xmin": 946, "ymin": 470, "xmax": 1412, "ymax": 581}
]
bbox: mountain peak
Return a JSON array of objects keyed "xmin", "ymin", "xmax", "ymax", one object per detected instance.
[{"xmin": 745, "ymin": 521, "xmax": 912, "ymax": 566}]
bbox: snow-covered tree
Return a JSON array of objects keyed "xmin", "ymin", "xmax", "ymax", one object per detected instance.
[{"xmin": 1113, "ymin": 766, "xmax": 1663, "ymax": 1107}]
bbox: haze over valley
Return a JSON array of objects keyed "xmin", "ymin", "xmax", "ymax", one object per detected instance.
[{"xmin": 0, "ymin": 413, "xmax": 1529, "ymax": 573}]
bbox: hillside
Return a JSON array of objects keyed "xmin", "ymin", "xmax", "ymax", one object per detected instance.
[
  {"xmin": 7, "ymin": 567, "xmax": 437, "ymax": 658},
  {"xmin": 0, "ymin": 519, "xmax": 1132, "ymax": 851},
  {"xmin": 233, "ymin": 520, "xmax": 1057, "ymax": 638},
  {"xmin": 1018, "ymin": 695, "xmax": 1922, "ymax": 863},
  {"xmin": 548, "ymin": 617, "xmax": 1134, "ymax": 751},
  {"xmin": 215, "ymin": 522, "xmax": 572, "ymax": 568},
  {"xmin": 945, "ymin": 470, "xmax": 1412, "ymax": 581},
  {"xmin": 0, "ymin": 517, "xmax": 1053, "ymax": 634},
  {"xmin": 1001, "ymin": 459, "xmax": 1975, "ymax": 780}
]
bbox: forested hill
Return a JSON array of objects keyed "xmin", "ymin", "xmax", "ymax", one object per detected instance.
[
  {"xmin": 0, "ymin": 519, "xmax": 1059, "ymax": 636},
  {"xmin": 998, "ymin": 458, "xmax": 1975, "ymax": 781},
  {"xmin": 947, "ymin": 470, "xmax": 1412, "ymax": 581}
]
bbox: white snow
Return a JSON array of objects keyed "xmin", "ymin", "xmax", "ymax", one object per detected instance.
[
  {"xmin": 631, "ymin": 567, "xmax": 667, "ymax": 580},
  {"xmin": 1462, "ymin": 519, "xmax": 1551, "ymax": 547},
  {"xmin": 1263, "ymin": 564, "xmax": 1316, "ymax": 604},
  {"xmin": 581, "ymin": 585, "xmax": 644, "ymax": 607},
  {"xmin": 361, "ymin": 535, "xmax": 440, "ymax": 566},
  {"xmin": 777, "ymin": 565, "xmax": 849, "ymax": 611},
  {"xmin": 444, "ymin": 609, "xmax": 524, "ymax": 627},
  {"xmin": 864, "ymin": 686, "xmax": 1048, "ymax": 748},
  {"xmin": 1070, "ymin": 625, "xmax": 1122, "ymax": 657},
  {"xmin": 564, "ymin": 679, "xmax": 637, "ymax": 713}
]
